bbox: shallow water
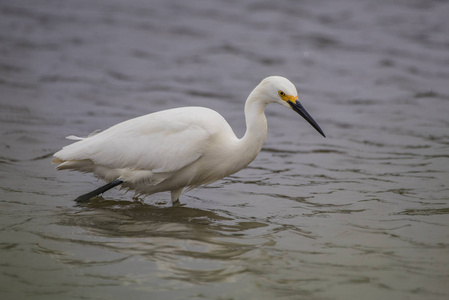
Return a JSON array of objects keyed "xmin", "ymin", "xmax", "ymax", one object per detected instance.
[{"xmin": 1, "ymin": 0, "xmax": 449, "ymax": 299}]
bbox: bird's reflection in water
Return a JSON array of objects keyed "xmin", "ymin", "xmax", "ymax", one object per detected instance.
[{"xmin": 59, "ymin": 198, "xmax": 270, "ymax": 284}]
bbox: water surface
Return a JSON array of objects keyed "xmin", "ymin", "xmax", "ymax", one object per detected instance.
[{"xmin": 1, "ymin": 0, "xmax": 448, "ymax": 299}]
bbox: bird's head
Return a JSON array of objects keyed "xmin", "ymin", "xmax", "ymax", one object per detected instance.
[{"xmin": 258, "ymin": 76, "xmax": 326, "ymax": 138}]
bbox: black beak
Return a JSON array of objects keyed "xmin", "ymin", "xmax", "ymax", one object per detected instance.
[{"xmin": 288, "ymin": 100, "xmax": 326, "ymax": 138}]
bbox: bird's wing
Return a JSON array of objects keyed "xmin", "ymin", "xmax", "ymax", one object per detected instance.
[{"xmin": 54, "ymin": 107, "xmax": 227, "ymax": 173}]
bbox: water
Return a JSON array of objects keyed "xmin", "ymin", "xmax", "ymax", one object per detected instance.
[{"xmin": 1, "ymin": 0, "xmax": 448, "ymax": 299}]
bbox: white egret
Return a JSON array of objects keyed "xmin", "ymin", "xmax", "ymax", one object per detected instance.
[{"xmin": 52, "ymin": 76, "xmax": 325, "ymax": 203}]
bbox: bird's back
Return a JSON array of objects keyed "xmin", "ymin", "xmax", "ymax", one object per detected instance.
[{"xmin": 53, "ymin": 107, "xmax": 236, "ymax": 177}]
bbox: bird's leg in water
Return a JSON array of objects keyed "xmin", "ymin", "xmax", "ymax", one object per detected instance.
[
  {"xmin": 170, "ymin": 188, "xmax": 183, "ymax": 205},
  {"xmin": 75, "ymin": 179, "xmax": 124, "ymax": 202}
]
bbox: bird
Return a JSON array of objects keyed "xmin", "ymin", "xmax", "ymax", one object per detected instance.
[{"xmin": 52, "ymin": 76, "xmax": 325, "ymax": 204}]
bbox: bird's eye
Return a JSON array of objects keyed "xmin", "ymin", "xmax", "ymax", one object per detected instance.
[{"xmin": 278, "ymin": 91, "xmax": 286, "ymax": 97}]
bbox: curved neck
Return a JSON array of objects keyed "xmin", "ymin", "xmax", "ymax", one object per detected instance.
[{"xmin": 237, "ymin": 91, "xmax": 268, "ymax": 164}]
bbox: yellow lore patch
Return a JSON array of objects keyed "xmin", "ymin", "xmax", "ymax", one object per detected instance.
[{"xmin": 278, "ymin": 90, "xmax": 298, "ymax": 102}]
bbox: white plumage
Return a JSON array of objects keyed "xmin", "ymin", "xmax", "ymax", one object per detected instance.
[{"xmin": 53, "ymin": 76, "xmax": 325, "ymax": 203}]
